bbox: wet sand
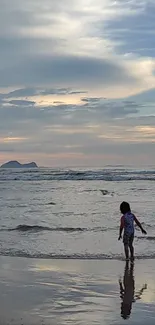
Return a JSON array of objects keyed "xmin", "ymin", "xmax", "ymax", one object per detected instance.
[{"xmin": 0, "ymin": 256, "xmax": 155, "ymax": 324}]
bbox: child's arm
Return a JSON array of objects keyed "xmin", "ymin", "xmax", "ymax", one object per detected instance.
[
  {"xmin": 118, "ymin": 216, "xmax": 124, "ymax": 240},
  {"xmin": 134, "ymin": 215, "xmax": 147, "ymax": 234}
]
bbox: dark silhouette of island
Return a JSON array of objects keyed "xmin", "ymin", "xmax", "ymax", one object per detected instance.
[{"xmin": 1, "ymin": 161, "xmax": 38, "ymax": 168}]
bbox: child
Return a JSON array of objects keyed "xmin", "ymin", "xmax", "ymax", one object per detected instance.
[{"xmin": 118, "ymin": 201, "xmax": 147, "ymax": 261}]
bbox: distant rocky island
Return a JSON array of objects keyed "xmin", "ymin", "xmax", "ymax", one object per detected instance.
[{"xmin": 0, "ymin": 161, "xmax": 38, "ymax": 168}]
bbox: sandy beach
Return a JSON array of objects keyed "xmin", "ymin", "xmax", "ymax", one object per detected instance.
[{"xmin": 0, "ymin": 256, "xmax": 155, "ymax": 325}]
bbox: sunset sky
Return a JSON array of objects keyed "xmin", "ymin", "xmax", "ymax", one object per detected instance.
[{"xmin": 0, "ymin": 0, "xmax": 155, "ymax": 167}]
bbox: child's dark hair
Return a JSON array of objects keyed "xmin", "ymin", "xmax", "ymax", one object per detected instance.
[{"xmin": 120, "ymin": 201, "xmax": 131, "ymax": 214}]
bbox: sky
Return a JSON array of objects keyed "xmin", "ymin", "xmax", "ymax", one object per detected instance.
[{"xmin": 0, "ymin": 0, "xmax": 155, "ymax": 167}]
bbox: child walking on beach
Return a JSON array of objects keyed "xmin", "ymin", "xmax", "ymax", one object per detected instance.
[{"xmin": 118, "ymin": 202, "xmax": 147, "ymax": 261}]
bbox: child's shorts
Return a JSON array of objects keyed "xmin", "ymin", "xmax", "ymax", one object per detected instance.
[{"xmin": 123, "ymin": 233, "xmax": 134, "ymax": 246}]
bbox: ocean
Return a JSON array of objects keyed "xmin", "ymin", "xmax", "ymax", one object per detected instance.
[{"xmin": 0, "ymin": 167, "xmax": 155, "ymax": 261}]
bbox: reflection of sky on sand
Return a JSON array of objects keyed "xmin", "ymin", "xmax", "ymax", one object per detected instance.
[
  {"xmin": 135, "ymin": 263, "xmax": 155, "ymax": 304},
  {"xmin": 0, "ymin": 257, "xmax": 155, "ymax": 324}
]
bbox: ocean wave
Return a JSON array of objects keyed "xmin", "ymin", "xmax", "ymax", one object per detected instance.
[
  {"xmin": 0, "ymin": 168, "xmax": 155, "ymax": 181},
  {"xmin": 0, "ymin": 222, "xmax": 154, "ymax": 233},
  {"xmin": 0, "ymin": 224, "xmax": 116, "ymax": 233},
  {"xmin": 141, "ymin": 222, "xmax": 155, "ymax": 228},
  {"xmin": 136, "ymin": 236, "xmax": 155, "ymax": 241},
  {"xmin": 1, "ymin": 249, "xmax": 155, "ymax": 260},
  {"xmin": 100, "ymin": 190, "xmax": 114, "ymax": 196},
  {"xmin": 47, "ymin": 202, "xmax": 56, "ymax": 205},
  {"xmin": 9, "ymin": 225, "xmax": 88, "ymax": 232}
]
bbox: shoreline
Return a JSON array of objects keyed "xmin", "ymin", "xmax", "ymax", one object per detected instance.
[
  {"xmin": 1, "ymin": 254, "xmax": 155, "ymax": 260},
  {"xmin": 0, "ymin": 256, "xmax": 155, "ymax": 324}
]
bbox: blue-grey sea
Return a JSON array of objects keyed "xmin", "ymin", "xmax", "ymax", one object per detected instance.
[{"xmin": 0, "ymin": 167, "xmax": 155, "ymax": 260}]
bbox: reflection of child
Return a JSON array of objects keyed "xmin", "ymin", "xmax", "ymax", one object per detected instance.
[
  {"xmin": 118, "ymin": 202, "xmax": 147, "ymax": 261},
  {"xmin": 119, "ymin": 262, "xmax": 147, "ymax": 320}
]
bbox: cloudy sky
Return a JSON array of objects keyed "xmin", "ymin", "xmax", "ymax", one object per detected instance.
[{"xmin": 0, "ymin": 0, "xmax": 155, "ymax": 167}]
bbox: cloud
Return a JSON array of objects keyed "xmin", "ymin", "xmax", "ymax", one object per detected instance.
[
  {"xmin": 8, "ymin": 100, "xmax": 35, "ymax": 106},
  {"xmin": 0, "ymin": 0, "xmax": 155, "ymax": 166},
  {"xmin": 0, "ymin": 108, "xmax": 155, "ymax": 166},
  {"xmin": 0, "ymin": 0, "xmax": 150, "ymax": 95},
  {"xmin": 102, "ymin": 1, "xmax": 155, "ymax": 56},
  {"xmin": 0, "ymin": 136, "xmax": 28, "ymax": 144},
  {"xmin": 0, "ymin": 97, "xmax": 140, "ymax": 143},
  {"xmin": 0, "ymin": 97, "xmax": 149, "ymax": 148},
  {"xmin": 4, "ymin": 87, "xmax": 87, "ymax": 98},
  {"xmin": 0, "ymin": 52, "xmax": 136, "ymax": 88},
  {"xmin": 5, "ymin": 88, "xmax": 39, "ymax": 98},
  {"xmin": 40, "ymin": 88, "xmax": 87, "ymax": 96},
  {"xmin": 0, "ymin": 97, "xmax": 140, "ymax": 129},
  {"xmin": 81, "ymin": 98, "xmax": 102, "ymax": 103},
  {"xmin": 0, "ymin": 147, "xmax": 15, "ymax": 153},
  {"xmin": 80, "ymin": 97, "xmax": 140, "ymax": 117},
  {"xmin": 126, "ymin": 88, "xmax": 155, "ymax": 103}
]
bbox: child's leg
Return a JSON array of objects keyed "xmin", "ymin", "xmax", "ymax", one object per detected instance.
[
  {"xmin": 124, "ymin": 244, "xmax": 129, "ymax": 260},
  {"xmin": 129, "ymin": 244, "xmax": 134, "ymax": 260},
  {"xmin": 123, "ymin": 234, "xmax": 129, "ymax": 260},
  {"xmin": 129, "ymin": 235, "xmax": 134, "ymax": 260}
]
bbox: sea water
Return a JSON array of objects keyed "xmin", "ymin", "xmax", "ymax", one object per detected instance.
[{"xmin": 0, "ymin": 167, "xmax": 155, "ymax": 260}]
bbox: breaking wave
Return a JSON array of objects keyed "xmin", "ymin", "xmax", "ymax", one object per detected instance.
[
  {"xmin": 0, "ymin": 224, "xmax": 115, "ymax": 233},
  {"xmin": 1, "ymin": 249, "xmax": 155, "ymax": 260},
  {"xmin": 0, "ymin": 222, "xmax": 153, "ymax": 233},
  {"xmin": 136, "ymin": 236, "xmax": 155, "ymax": 241},
  {"xmin": 0, "ymin": 167, "xmax": 155, "ymax": 181}
]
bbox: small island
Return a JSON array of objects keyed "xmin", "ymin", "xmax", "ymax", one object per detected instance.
[{"xmin": 0, "ymin": 161, "xmax": 38, "ymax": 168}]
